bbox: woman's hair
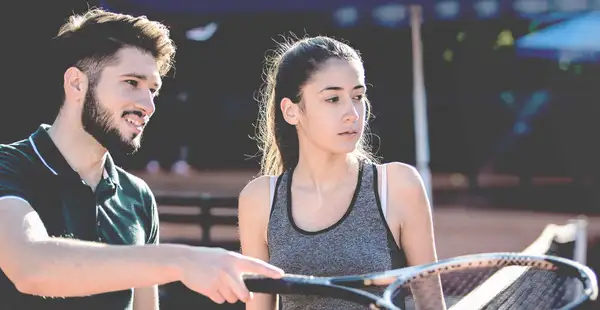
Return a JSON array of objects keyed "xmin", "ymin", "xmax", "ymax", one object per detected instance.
[{"xmin": 255, "ymin": 35, "xmax": 378, "ymax": 176}]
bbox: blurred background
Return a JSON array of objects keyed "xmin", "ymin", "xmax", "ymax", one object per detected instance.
[{"xmin": 3, "ymin": 0, "xmax": 600, "ymax": 308}]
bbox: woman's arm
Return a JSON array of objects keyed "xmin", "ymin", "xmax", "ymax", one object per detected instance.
[
  {"xmin": 238, "ymin": 176, "xmax": 279, "ymax": 310},
  {"xmin": 386, "ymin": 162, "xmax": 446, "ymax": 310}
]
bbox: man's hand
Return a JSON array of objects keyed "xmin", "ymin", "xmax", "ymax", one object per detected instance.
[
  {"xmin": 0, "ymin": 197, "xmax": 284, "ymax": 300},
  {"xmin": 179, "ymin": 247, "xmax": 284, "ymax": 304}
]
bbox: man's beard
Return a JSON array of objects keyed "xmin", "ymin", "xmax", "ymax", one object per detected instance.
[{"xmin": 81, "ymin": 87, "xmax": 143, "ymax": 155}]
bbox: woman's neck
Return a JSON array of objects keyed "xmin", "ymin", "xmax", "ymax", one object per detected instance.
[{"xmin": 293, "ymin": 152, "xmax": 359, "ymax": 192}]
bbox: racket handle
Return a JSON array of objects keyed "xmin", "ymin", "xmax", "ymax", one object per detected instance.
[
  {"xmin": 243, "ymin": 275, "xmax": 316, "ymax": 294},
  {"xmin": 243, "ymin": 275, "xmax": 387, "ymax": 308},
  {"xmin": 244, "ymin": 276, "xmax": 282, "ymax": 293}
]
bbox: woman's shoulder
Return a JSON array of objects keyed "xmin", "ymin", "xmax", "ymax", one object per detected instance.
[
  {"xmin": 238, "ymin": 174, "xmax": 279, "ymax": 230},
  {"xmin": 239, "ymin": 174, "xmax": 275, "ymax": 202},
  {"xmin": 375, "ymin": 161, "xmax": 423, "ymax": 187}
]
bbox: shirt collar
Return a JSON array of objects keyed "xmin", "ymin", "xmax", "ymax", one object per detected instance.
[{"xmin": 29, "ymin": 124, "xmax": 120, "ymax": 189}]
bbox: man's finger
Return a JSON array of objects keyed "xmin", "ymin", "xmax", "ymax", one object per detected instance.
[
  {"xmin": 224, "ymin": 271, "xmax": 251, "ymax": 303},
  {"xmin": 233, "ymin": 254, "xmax": 284, "ymax": 278},
  {"xmin": 207, "ymin": 289, "xmax": 226, "ymax": 304},
  {"xmin": 217, "ymin": 277, "xmax": 239, "ymax": 304}
]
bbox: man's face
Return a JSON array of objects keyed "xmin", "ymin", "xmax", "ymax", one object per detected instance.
[{"xmin": 82, "ymin": 47, "xmax": 162, "ymax": 155}]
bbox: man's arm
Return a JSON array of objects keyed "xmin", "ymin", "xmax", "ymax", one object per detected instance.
[
  {"xmin": 0, "ymin": 150, "xmax": 283, "ymax": 303},
  {"xmin": 0, "ymin": 197, "xmax": 184, "ymax": 297}
]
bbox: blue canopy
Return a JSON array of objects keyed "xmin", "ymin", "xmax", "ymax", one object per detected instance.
[
  {"xmin": 115, "ymin": 0, "xmax": 415, "ymax": 14},
  {"xmin": 516, "ymin": 11, "xmax": 600, "ymax": 62},
  {"xmin": 105, "ymin": 0, "xmax": 598, "ymax": 20}
]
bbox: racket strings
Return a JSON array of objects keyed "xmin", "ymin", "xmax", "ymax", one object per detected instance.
[
  {"xmin": 393, "ymin": 265, "xmax": 585, "ymax": 310},
  {"xmin": 389, "ymin": 223, "xmax": 591, "ymax": 310},
  {"xmin": 480, "ymin": 269, "xmax": 582, "ymax": 310}
]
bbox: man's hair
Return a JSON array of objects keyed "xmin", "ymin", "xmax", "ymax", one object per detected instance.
[{"xmin": 52, "ymin": 8, "xmax": 176, "ymax": 100}]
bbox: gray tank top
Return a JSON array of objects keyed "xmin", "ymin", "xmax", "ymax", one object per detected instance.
[{"xmin": 267, "ymin": 161, "xmax": 407, "ymax": 309}]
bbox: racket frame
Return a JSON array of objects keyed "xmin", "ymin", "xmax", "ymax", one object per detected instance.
[{"xmin": 244, "ymin": 252, "xmax": 598, "ymax": 310}]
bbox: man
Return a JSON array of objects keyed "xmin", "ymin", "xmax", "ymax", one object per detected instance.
[{"xmin": 0, "ymin": 8, "xmax": 283, "ymax": 310}]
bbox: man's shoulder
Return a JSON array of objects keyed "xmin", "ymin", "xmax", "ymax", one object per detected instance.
[
  {"xmin": 113, "ymin": 167, "xmax": 158, "ymax": 235},
  {"xmin": 114, "ymin": 166, "xmax": 153, "ymax": 196},
  {"xmin": 0, "ymin": 138, "xmax": 36, "ymax": 169}
]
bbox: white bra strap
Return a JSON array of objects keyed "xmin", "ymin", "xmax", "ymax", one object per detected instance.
[
  {"xmin": 269, "ymin": 176, "xmax": 277, "ymax": 212},
  {"xmin": 381, "ymin": 165, "xmax": 388, "ymax": 221}
]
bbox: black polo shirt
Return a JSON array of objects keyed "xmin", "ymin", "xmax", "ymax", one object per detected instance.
[{"xmin": 0, "ymin": 124, "xmax": 159, "ymax": 310}]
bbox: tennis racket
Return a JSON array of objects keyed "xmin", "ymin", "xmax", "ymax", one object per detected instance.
[{"xmin": 243, "ymin": 252, "xmax": 598, "ymax": 310}]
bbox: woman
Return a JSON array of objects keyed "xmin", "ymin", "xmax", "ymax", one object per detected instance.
[{"xmin": 238, "ymin": 35, "xmax": 444, "ymax": 309}]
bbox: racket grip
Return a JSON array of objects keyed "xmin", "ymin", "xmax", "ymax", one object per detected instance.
[
  {"xmin": 243, "ymin": 275, "xmax": 314, "ymax": 294},
  {"xmin": 244, "ymin": 276, "xmax": 282, "ymax": 293},
  {"xmin": 243, "ymin": 275, "xmax": 383, "ymax": 307}
]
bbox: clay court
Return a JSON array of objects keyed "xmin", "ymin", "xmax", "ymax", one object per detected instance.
[
  {"xmin": 137, "ymin": 170, "xmax": 600, "ymax": 259},
  {"xmin": 140, "ymin": 169, "xmax": 600, "ymax": 309},
  {"xmin": 3, "ymin": 2, "xmax": 600, "ymax": 309}
]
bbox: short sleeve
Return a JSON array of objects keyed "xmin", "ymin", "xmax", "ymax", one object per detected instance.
[
  {"xmin": 145, "ymin": 192, "xmax": 160, "ymax": 245},
  {"xmin": 0, "ymin": 145, "xmax": 33, "ymax": 204},
  {"xmin": 128, "ymin": 174, "xmax": 160, "ymax": 245}
]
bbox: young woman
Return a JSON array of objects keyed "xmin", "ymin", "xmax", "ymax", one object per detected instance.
[{"xmin": 238, "ymin": 35, "xmax": 444, "ymax": 309}]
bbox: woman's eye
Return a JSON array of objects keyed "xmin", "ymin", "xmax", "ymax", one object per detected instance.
[{"xmin": 326, "ymin": 96, "xmax": 340, "ymax": 103}]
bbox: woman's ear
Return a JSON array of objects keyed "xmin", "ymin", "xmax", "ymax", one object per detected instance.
[{"xmin": 280, "ymin": 97, "xmax": 299, "ymax": 125}]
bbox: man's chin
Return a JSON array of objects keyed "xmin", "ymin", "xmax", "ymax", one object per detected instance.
[
  {"xmin": 121, "ymin": 140, "xmax": 141, "ymax": 155},
  {"xmin": 119, "ymin": 133, "xmax": 143, "ymax": 154},
  {"xmin": 104, "ymin": 137, "xmax": 141, "ymax": 156}
]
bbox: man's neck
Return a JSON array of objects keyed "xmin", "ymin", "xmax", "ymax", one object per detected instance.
[{"xmin": 47, "ymin": 116, "xmax": 108, "ymax": 190}]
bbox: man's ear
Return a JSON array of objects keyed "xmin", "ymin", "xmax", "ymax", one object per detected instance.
[{"xmin": 63, "ymin": 66, "xmax": 89, "ymax": 105}]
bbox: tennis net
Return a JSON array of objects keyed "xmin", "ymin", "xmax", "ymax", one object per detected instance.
[{"xmin": 397, "ymin": 218, "xmax": 590, "ymax": 310}]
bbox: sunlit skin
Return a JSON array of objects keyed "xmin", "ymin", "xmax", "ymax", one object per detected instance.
[
  {"xmin": 242, "ymin": 53, "xmax": 444, "ymax": 310},
  {"xmin": 279, "ymin": 57, "xmax": 368, "ymax": 191},
  {"xmin": 88, "ymin": 46, "xmax": 162, "ymax": 153},
  {"xmin": 285, "ymin": 58, "xmax": 367, "ymax": 157},
  {"xmin": 48, "ymin": 46, "xmax": 162, "ymax": 188}
]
